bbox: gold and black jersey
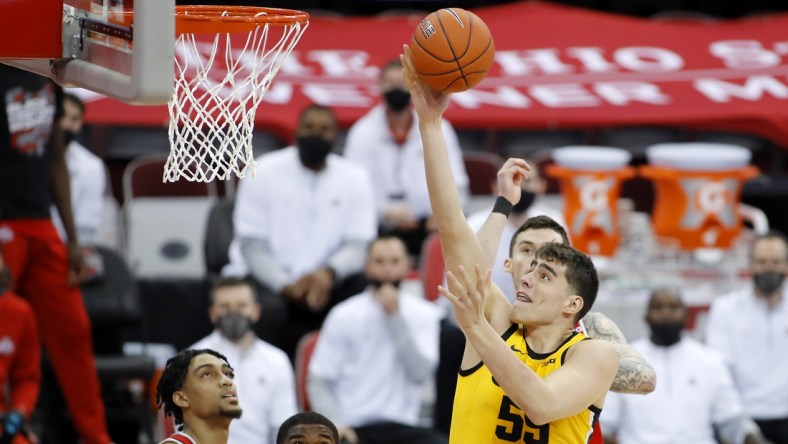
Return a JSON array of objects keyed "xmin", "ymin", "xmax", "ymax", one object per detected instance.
[{"xmin": 450, "ymin": 325, "xmax": 601, "ymax": 444}]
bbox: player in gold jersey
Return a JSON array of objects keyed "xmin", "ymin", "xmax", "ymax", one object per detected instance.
[{"xmin": 400, "ymin": 44, "xmax": 618, "ymax": 443}]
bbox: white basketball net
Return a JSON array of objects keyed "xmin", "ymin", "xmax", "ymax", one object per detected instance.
[{"xmin": 165, "ymin": 17, "xmax": 307, "ymax": 182}]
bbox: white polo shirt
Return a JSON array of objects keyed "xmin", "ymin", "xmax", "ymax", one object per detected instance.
[
  {"xmin": 228, "ymin": 147, "xmax": 377, "ymax": 281},
  {"xmin": 191, "ymin": 331, "xmax": 297, "ymax": 444},
  {"xmin": 466, "ymin": 203, "xmax": 566, "ymax": 302},
  {"xmin": 705, "ymin": 284, "xmax": 788, "ymax": 420},
  {"xmin": 51, "ymin": 141, "xmax": 105, "ymax": 243},
  {"xmin": 308, "ymin": 290, "xmax": 442, "ymax": 428},
  {"xmin": 343, "ymin": 105, "xmax": 468, "ymax": 219},
  {"xmin": 601, "ymin": 337, "xmax": 746, "ymax": 444}
]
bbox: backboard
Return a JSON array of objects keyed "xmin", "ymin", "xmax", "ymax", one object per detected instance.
[{"xmin": 0, "ymin": 0, "xmax": 175, "ymax": 105}]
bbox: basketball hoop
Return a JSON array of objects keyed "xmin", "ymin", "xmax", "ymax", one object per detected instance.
[{"xmin": 166, "ymin": 6, "xmax": 309, "ymax": 182}]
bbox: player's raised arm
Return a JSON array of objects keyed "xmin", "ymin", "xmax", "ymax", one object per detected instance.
[
  {"xmin": 473, "ymin": 159, "xmax": 531, "ymax": 321},
  {"xmin": 401, "ymin": 45, "xmax": 509, "ymax": 333},
  {"xmin": 475, "ymin": 158, "xmax": 530, "ymax": 269}
]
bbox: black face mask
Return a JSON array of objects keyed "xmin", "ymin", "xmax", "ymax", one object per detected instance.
[
  {"xmin": 63, "ymin": 130, "xmax": 79, "ymax": 145},
  {"xmin": 753, "ymin": 271, "xmax": 785, "ymax": 296},
  {"xmin": 512, "ymin": 191, "xmax": 536, "ymax": 215},
  {"xmin": 650, "ymin": 321, "xmax": 684, "ymax": 347},
  {"xmin": 368, "ymin": 279, "xmax": 402, "ymax": 290},
  {"xmin": 297, "ymin": 135, "xmax": 334, "ymax": 169},
  {"xmin": 383, "ymin": 88, "xmax": 411, "ymax": 112},
  {"xmin": 215, "ymin": 312, "xmax": 253, "ymax": 342}
]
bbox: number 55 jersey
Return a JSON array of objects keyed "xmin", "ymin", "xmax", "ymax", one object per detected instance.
[{"xmin": 450, "ymin": 324, "xmax": 602, "ymax": 444}]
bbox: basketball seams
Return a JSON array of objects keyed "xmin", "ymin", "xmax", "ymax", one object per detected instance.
[
  {"xmin": 459, "ymin": 35, "xmax": 493, "ymax": 71},
  {"xmin": 410, "ymin": 7, "xmax": 494, "ymax": 92},
  {"xmin": 413, "ymin": 33, "xmax": 456, "ymax": 64},
  {"xmin": 454, "ymin": 9, "xmax": 472, "ymax": 60},
  {"xmin": 436, "ymin": 9, "xmax": 469, "ymax": 90}
]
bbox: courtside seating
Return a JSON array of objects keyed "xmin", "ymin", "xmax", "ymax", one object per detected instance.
[
  {"xmin": 419, "ymin": 232, "xmax": 444, "ymax": 302},
  {"xmin": 122, "ymin": 154, "xmax": 217, "ymax": 202},
  {"xmin": 122, "ymin": 155, "xmax": 216, "ymax": 278},
  {"xmin": 125, "ymin": 197, "xmax": 214, "ymax": 278},
  {"xmin": 295, "ymin": 331, "xmax": 321, "ymax": 411}
]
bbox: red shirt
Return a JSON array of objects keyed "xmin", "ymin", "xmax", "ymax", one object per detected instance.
[{"xmin": 0, "ymin": 292, "xmax": 40, "ymax": 417}]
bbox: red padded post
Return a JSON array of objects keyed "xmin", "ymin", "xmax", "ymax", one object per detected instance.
[{"xmin": 0, "ymin": 0, "xmax": 62, "ymax": 58}]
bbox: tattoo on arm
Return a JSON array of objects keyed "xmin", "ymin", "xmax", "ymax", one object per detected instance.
[{"xmin": 582, "ymin": 312, "xmax": 657, "ymax": 394}]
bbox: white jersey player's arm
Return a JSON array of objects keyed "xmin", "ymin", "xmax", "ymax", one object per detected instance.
[{"xmin": 582, "ymin": 312, "xmax": 656, "ymax": 394}]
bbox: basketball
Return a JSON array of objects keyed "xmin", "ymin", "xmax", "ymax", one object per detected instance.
[{"xmin": 410, "ymin": 8, "xmax": 495, "ymax": 93}]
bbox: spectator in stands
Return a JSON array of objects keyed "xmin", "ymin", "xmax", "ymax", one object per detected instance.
[
  {"xmin": 467, "ymin": 157, "xmax": 565, "ymax": 301},
  {"xmin": 276, "ymin": 411, "xmax": 339, "ymax": 444},
  {"xmin": 601, "ymin": 287, "xmax": 763, "ymax": 444},
  {"xmin": 706, "ymin": 231, "xmax": 788, "ymax": 444},
  {"xmin": 223, "ymin": 104, "xmax": 377, "ymax": 359},
  {"xmin": 0, "ymin": 260, "xmax": 40, "ymax": 444},
  {"xmin": 343, "ymin": 58, "xmax": 468, "ymax": 259},
  {"xmin": 0, "ymin": 64, "xmax": 110, "ymax": 444},
  {"xmin": 51, "ymin": 93, "xmax": 105, "ymax": 245},
  {"xmin": 190, "ymin": 277, "xmax": 297, "ymax": 444},
  {"xmin": 308, "ymin": 236, "xmax": 445, "ymax": 444}
]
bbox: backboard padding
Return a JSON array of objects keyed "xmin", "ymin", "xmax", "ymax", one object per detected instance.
[
  {"xmin": 0, "ymin": 0, "xmax": 62, "ymax": 58},
  {"xmin": 1, "ymin": 0, "xmax": 175, "ymax": 105}
]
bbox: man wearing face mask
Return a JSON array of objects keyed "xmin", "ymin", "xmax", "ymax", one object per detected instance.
[
  {"xmin": 343, "ymin": 59, "xmax": 468, "ymax": 260},
  {"xmin": 308, "ymin": 236, "xmax": 445, "ymax": 444},
  {"xmin": 190, "ymin": 277, "xmax": 297, "ymax": 444},
  {"xmin": 466, "ymin": 158, "xmax": 565, "ymax": 301},
  {"xmin": 601, "ymin": 288, "xmax": 763, "ymax": 444},
  {"xmin": 223, "ymin": 104, "xmax": 377, "ymax": 360},
  {"xmin": 706, "ymin": 231, "xmax": 788, "ymax": 444},
  {"xmin": 51, "ymin": 93, "xmax": 106, "ymax": 245}
]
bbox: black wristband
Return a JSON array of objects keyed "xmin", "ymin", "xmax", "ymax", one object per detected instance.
[{"xmin": 492, "ymin": 196, "xmax": 513, "ymax": 216}]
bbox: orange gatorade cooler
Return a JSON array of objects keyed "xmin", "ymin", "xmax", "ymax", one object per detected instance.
[
  {"xmin": 640, "ymin": 143, "xmax": 759, "ymax": 249},
  {"xmin": 546, "ymin": 147, "xmax": 635, "ymax": 256}
]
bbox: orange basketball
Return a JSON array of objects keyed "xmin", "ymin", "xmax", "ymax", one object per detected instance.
[{"xmin": 410, "ymin": 8, "xmax": 495, "ymax": 93}]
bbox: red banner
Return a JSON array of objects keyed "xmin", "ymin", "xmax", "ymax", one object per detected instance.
[{"xmin": 81, "ymin": 2, "xmax": 788, "ymax": 145}]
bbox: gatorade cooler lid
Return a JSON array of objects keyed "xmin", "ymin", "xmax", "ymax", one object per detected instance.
[
  {"xmin": 552, "ymin": 146, "xmax": 632, "ymax": 171},
  {"xmin": 646, "ymin": 143, "xmax": 752, "ymax": 171}
]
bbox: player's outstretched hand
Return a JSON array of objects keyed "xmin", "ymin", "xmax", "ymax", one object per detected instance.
[
  {"xmin": 400, "ymin": 44, "xmax": 450, "ymax": 124},
  {"xmin": 439, "ymin": 264, "xmax": 491, "ymax": 332},
  {"xmin": 497, "ymin": 158, "xmax": 532, "ymax": 205}
]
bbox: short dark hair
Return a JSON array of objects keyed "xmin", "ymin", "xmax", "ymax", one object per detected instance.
[
  {"xmin": 647, "ymin": 287, "xmax": 684, "ymax": 309},
  {"xmin": 366, "ymin": 235, "xmax": 407, "ymax": 255},
  {"xmin": 156, "ymin": 349, "xmax": 233, "ymax": 426},
  {"xmin": 62, "ymin": 92, "xmax": 85, "ymax": 114},
  {"xmin": 509, "ymin": 215, "xmax": 570, "ymax": 256},
  {"xmin": 277, "ymin": 411, "xmax": 339, "ymax": 444},
  {"xmin": 751, "ymin": 230, "xmax": 788, "ymax": 261},
  {"xmin": 380, "ymin": 58, "xmax": 403, "ymax": 78},
  {"xmin": 210, "ymin": 276, "xmax": 258, "ymax": 304},
  {"xmin": 298, "ymin": 103, "xmax": 336, "ymax": 127},
  {"xmin": 534, "ymin": 243, "xmax": 598, "ymax": 322}
]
